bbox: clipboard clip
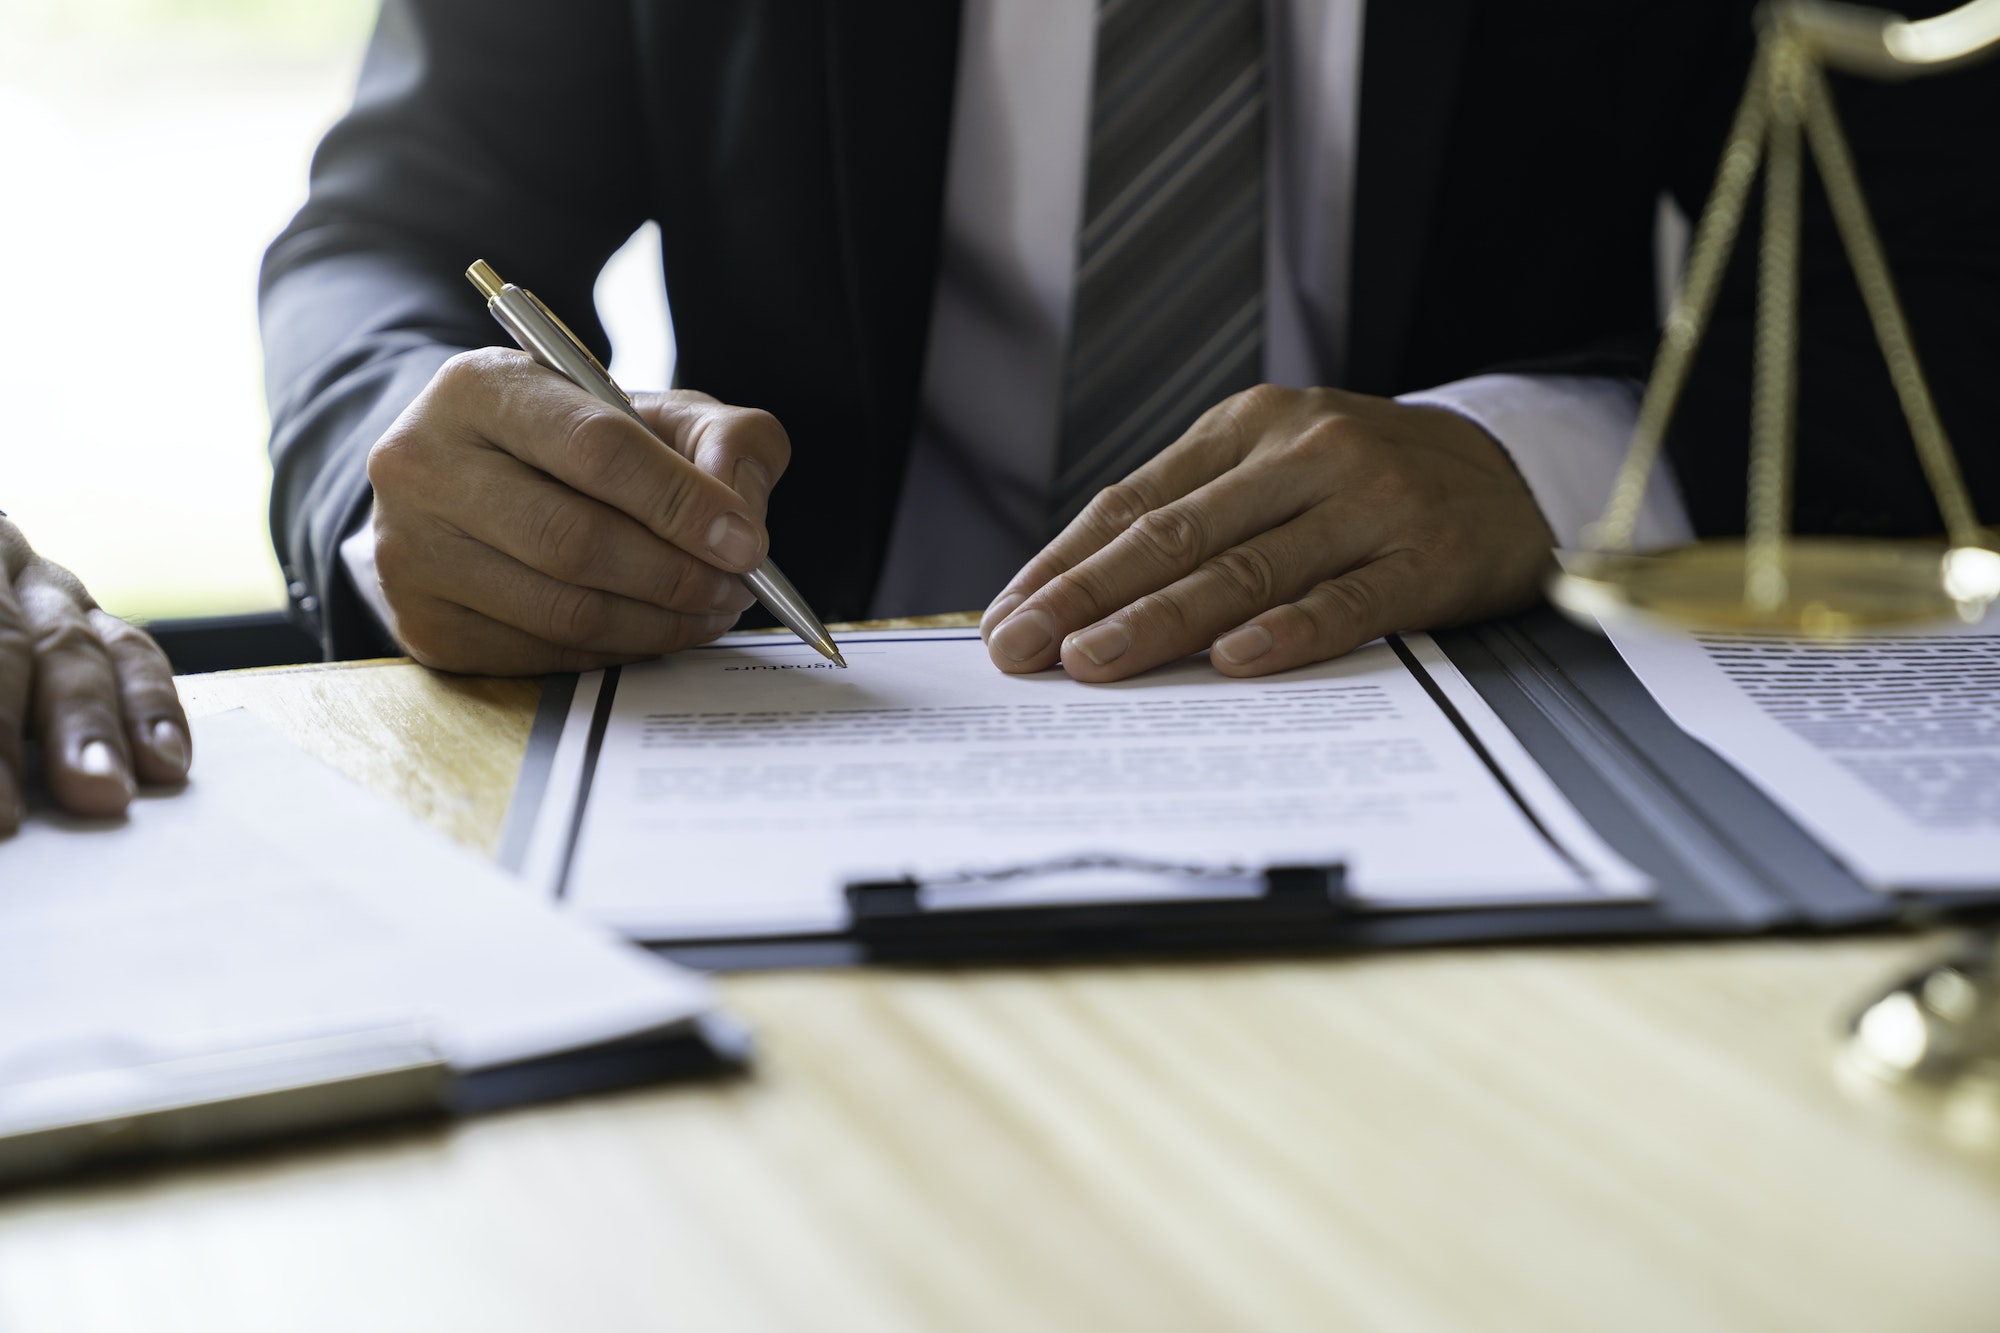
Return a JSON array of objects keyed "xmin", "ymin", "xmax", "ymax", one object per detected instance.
[{"xmin": 845, "ymin": 856, "xmax": 1348, "ymax": 960}]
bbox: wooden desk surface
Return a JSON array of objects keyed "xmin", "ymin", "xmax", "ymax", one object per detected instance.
[{"xmin": 3, "ymin": 653, "xmax": 1997, "ymax": 1333}]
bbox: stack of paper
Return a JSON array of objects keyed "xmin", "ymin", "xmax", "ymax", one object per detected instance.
[
  {"xmin": 1600, "ymin": 616, "xmax": 2000, "ymax": 892},
  {"xmin": 0, "ymin": 709, "xmax": 741, "ymax": 1179},
  {"xmin": 520, "ymin": 628, "xmax": 1648, "ymax": 941}
]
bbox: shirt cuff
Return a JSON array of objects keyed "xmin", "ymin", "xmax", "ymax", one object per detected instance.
[
  {"xmin": 1396, "ymin": 373, "xmax": 1693, "ymax": 550},
  {"xmin": 336, "ymin": 499, "xmax": 399, "ymax": 641}
]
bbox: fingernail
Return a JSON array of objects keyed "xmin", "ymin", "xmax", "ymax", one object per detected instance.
[
  {"xmin": 150, "ymin": 720, "xmax": 190, "ymax": 775},
  {"xmin": 981, "ymin": 592, "xmax": 1024, "ymax": 639},
  {"xmin": 991, "ymin": 609, "xmax": 1055, "ymax": 663},
  {"xmin": 732, "ymin": 457, "xmax": 773, "ymax": 511},
  {"xmin": 79, "ymin": 739, "xmax": 133, "ymax": 792},
  {"xmin": 1067, "ymin": 620, "xmax": 1131, "ymax": 667},
  {"xmin": 1213, "ymin": 625, "xmax": 1273, "ymax": 665},
  {"xmin": 705, "ymin": 513, "xmax": 761, "ymax": 570}
]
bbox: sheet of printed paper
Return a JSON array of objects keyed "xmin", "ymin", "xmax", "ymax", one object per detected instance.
[
  {"xmin": 0, "ymin": 709, "xmax": 715, "ymax": 1116},
  {"xmin": 1599, "ymin": 615, "xmax": 2000, "ymax": 890},
  {"xmin": 555, "ymin": 629, "xmax": 1646, "ymax": 939}
]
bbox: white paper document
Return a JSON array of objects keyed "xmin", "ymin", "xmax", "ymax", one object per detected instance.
[
  {"xmin": 0, "ymin": 710, "xmax": 719, "ymax": 1137},
  {"xmin": 537, "ymin": 629, "xmax": 1645, "ymax": 939},
  {"xmin": 1600, "ymin": 616, "xmax": 2000, "ymax": 891}
]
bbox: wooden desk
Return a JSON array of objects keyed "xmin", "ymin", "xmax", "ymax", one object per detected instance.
[{"xmin": 2, "ymin": 655, "xmax": 1997, "ymax": 1333}]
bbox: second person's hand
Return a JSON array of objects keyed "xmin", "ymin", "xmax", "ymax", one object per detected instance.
[
  {"xmin": 366, "ymin": 349, "xmax": 792, "ymax": 675},
  {"xmin": 0, "ymin": 514, "xmax": 191, "ymax": 834}
]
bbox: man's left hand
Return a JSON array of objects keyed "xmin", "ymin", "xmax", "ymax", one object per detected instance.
[{"xmin": 981, "ymin": 385, "xmax": 1556, "ymax": 681}]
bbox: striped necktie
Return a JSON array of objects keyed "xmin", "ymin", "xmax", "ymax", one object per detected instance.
[{"xmin": 1050, "ymin": 0, "xmax": 1267, "ymax": 531}]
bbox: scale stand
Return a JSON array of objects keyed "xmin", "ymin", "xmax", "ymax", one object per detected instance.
[{"xmin": 1551, "ymin": 0, "xmax": 2000, "ymax": 635}]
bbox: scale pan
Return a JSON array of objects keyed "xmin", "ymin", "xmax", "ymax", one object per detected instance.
[{"xmin": 1550, "ymin": 538, "xmax": 2000, "ymax": 636}]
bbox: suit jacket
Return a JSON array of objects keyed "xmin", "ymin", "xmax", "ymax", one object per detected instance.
[{"xmin": 261, "ymin": 0, "xmax": 2000, "ymax": 660}]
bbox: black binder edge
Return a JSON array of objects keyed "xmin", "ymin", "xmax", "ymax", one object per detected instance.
[
  {"xmin": 1449, "ymin": 611, "xmax": 1893, "ymax": 928},
  {"xmin": 496, "ymin": 671, "xmax": 577, "ymax": 876},
  {"xmin": 1460, "ymin": 612, "xmax": 1998, "ymax": 926},
  {"xmin": 450, "ymin": 1011, "xmax": 753, "ymax": 1116},
  {"xmin": 0, "ymin": 1016, "xmax": 749, "ymax": 1192}
]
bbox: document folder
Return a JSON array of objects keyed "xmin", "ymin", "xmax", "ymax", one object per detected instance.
[
  {"xmin": 503, "ymin": 609, "xmax": 1998, "ymax": 970},
  {"xmin": 0, "ymin": 709, "xmax": 754, "ymax": 1190}
]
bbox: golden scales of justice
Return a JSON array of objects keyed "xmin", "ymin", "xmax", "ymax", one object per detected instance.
[{"xmin": 1550, "ymin": 0, "xmax": 2000, "ymax": 635}]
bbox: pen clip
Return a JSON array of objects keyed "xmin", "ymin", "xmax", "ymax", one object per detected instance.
[{"xmin": 521, "ymin": 289, "xmax": 630, "ymax": 408}]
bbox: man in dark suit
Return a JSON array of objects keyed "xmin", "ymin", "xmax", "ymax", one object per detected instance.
[{"xmin": 261, "ymin": 0, "xmax": 2000, "ymax": 679}]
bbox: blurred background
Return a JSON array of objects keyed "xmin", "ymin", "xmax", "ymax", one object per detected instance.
[{"xmin": 0, "ymin": 0, "xmax": 671, "ymax": 629}]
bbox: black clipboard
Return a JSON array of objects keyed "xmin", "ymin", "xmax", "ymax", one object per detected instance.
[{"xmin": 499, "ymin": 610, "xmax": 1994, "ymax": 970}]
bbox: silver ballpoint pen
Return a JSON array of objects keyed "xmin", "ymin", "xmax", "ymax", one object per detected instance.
[{"xmin": 467, "ymin": 260, "xmax": 844, "ymax": 667}]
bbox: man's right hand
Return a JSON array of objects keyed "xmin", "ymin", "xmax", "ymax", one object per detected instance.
[{"xmin": 365, "ymin": 349, "xmax": 791, "ymax": 675}]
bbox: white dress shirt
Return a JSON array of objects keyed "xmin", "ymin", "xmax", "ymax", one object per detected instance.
[
  {"xmin": 866, "ymin": 0, "xmax": 1688, "ymax": 617},
  {"xmin": 343, "ymin": 0, "xmax": 1692, "ymax": 634}
]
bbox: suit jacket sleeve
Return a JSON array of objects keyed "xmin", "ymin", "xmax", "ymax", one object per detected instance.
[{"xmin": 259, "ymin": 0, "xmax": 650, "ymax": 658}]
